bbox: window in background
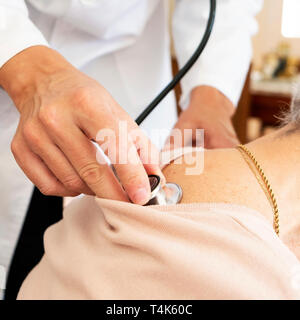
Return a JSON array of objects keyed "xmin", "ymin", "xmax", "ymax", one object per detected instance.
[{"xmin": 282, "ymin": 0, "xmax": 300, "ymax": 38}]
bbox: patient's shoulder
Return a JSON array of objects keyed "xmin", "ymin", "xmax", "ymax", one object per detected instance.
[{"xmin": 162, "ymin": 148, "xmax": 273, "ymax": 224}]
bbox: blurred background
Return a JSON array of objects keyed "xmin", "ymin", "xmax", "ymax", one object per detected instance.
[{"xmin": 170, "ymin": 0, "xmax": 300, "ymax": 143}]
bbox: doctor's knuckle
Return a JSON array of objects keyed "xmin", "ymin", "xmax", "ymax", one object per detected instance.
[
  {"xmin": 39, "ymin": 105, "xmax": 62, "ymax": 131},
  {"xmin": 22, "ymin": 121, "xmax": 40, "ymax": 144},
  {"xmin": 11, "ymin": 138, "xmax": 21, "ymax": 156},
  {"xmin": 79, "ymin": 162, "xmax": 105, "ymax": 186},
  {"xmin": 73, "ymin": 87, "xmax": 93, "ymax": 107},
  {"xmin": 38, "ymin": 183, "xmax": 58, "ymax": 196},
  {"xmin": 62, "ymin": 175, "xmax": 86, "ymax": 192}
]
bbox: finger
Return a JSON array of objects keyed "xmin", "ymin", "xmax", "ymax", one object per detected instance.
[
  {"xmin": 11, "ymin": 135, "xmax": 77, "ymax": 197},
  {"xmin": 94, "ymin": 125, "xmax": 151, "ymax": 204},
  {"xmin": 44, "ymin": 119, "xmax": 129, "ymax": 202},
  {"xmin": 24, "ymin": 121, "xmax": 94, "ymax": 195},
  {"xmin": 76, "ymin": 112, "xmax": 152, "ymax": 204},
  {"xmin": 113, "ymin": 136, "xmax": 151, "ymax": 204},
  {"xmin": 135, "ymin": 136, "xmax": 166, "ymax": 186}
]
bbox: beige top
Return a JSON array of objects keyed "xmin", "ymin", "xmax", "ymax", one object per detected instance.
[{"xmin": 18, "ymin": 195, "xmax": 300, "ymax": 300}]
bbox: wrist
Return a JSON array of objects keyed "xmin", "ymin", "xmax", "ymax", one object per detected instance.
[
  {"xmin": 0, "ymin": 46, "xmax": 74, "ymax": 110},
  {"xmin": 189, "ymin": 85, "xmax": 235, "ymax": 119}
]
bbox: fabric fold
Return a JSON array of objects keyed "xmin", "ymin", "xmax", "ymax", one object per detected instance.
[{"xmin": 18, "ymin": 196, "xmax": 300, "ymax": 300}]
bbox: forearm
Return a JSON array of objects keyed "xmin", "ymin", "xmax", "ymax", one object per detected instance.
[{"xmin": 189, "ymin": 86, "xmax": 235, "ymax": 118}]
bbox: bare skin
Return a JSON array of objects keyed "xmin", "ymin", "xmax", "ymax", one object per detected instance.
[{"xmin": 163, "ymin": 124, "xmax": 300, "ymax": 259}]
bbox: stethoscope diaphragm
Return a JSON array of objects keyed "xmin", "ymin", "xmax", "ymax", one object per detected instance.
[{"xmin": 144, "ymin": 175, "xmax": 183, "ymax": 206}]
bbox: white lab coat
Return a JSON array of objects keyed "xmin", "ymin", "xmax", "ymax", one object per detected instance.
[{"xmin": 0, "ymin": 0, "xmax": 263, "ymax": 289}]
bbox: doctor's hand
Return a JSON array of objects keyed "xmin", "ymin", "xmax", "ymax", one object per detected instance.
[
  {"xmin": 0, "ymin": 46, "xmax": 163, "ymax": 204},
  {"xmin": 166, "ymin": 86, "xmax": 240, "ymax": 150}
]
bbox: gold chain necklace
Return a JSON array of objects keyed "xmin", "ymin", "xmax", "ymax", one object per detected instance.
[{"xmin": 236, "ymin": 145, "xmax": 280, "ymax": 236}]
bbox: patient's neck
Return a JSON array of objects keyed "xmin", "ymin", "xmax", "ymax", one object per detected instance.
[
  {"xmin": 246, "ymin": 124, "xmax": 300, "ymax": 205},
  {"xmin": 245, "ymin": 124, "xmax": 300, "ymax": 246}
]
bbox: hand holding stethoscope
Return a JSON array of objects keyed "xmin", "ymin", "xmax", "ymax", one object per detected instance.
[{"xmin": 0, "ymin": 0, "xmax": 216, "ymax": 205}]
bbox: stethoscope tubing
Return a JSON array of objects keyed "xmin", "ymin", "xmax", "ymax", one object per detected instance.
[{"xmin": 135, "ymin": 0, "xmax": 217, "ymax": 125}]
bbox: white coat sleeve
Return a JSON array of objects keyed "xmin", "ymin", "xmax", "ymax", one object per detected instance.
[
  {"xmin": 173, "ymin": 0, "xmax": 263, "ymax": 108},
  {"xmin": 0, "ymin": 0, "xmax": 48, "ymax": 68}
]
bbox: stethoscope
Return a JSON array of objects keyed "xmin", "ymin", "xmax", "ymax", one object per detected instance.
[
  {"xmin": 127, "ymin": 0, "xmax": 216, "ymax": 205},
  {"xmin": 135, "ymin": 0, "xmax": 216, "ymax": 126}
]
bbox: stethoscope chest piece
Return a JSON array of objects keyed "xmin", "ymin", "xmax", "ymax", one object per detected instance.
[{"xmin": 144, "ymin": 175, "xmax": 183, "ymax": 206}]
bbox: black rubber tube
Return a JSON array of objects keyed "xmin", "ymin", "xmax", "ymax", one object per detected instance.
[{"xmin": 135, "ymin": 0, "xmax": 216, "ymax": 125}]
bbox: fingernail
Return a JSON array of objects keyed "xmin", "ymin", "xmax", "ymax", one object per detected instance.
[
  {"xmin": 160, "ymin": 174, "xmax": 166, "ymax": 187},
  {"xmin": 132, "ymin": 188, "xmax": 149, "ymax": 205}
]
